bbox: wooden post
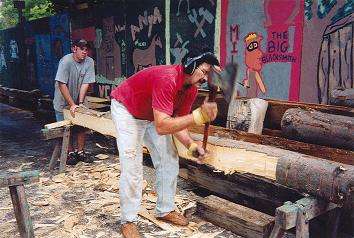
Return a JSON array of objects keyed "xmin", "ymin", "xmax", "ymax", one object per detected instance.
[
  {"xmin": 59, "ymin": 126, "xmax": 71, "ymax": 173},
  {"xmin": 9, "ymin": 185, "xmax": 34, "ymax": 238},
  {"xmin": 49, "ymin": 142, "xmax": 60, "ymax": 170}
]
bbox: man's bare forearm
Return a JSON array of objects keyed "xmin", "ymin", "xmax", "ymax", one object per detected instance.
[
  {"xmin": 153, "ymin": 110, "xmax": 195, "ymax": 135},
  {"xmin": 58, "ymin": 82, "xmax": 75, "ymax": 106},
  {"xmin": 79, "ymin": 83, "xmax": 90, "ymax": 103},
  {"xmin": 173, "ymin": 129, "xmax": 194, "ymax": 148}
]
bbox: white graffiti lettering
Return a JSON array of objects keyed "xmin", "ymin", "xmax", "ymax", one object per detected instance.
[
  {"xmin": 188, "ymin": 8, "xmax": 214, "ymax": 38},
  {"xmin": 131, "ymin": 7, "xmax": 162, "ymax": 41},
  {"xmin": 170, "ymin": 33, "xmax": 189, "ymax": 64}
]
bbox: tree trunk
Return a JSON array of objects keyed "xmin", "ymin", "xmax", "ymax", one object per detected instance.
[{"xmin": 281, "ymin": 108, "xmax": 354, "ymax": 150}]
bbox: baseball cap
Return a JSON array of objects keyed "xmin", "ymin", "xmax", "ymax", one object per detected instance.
[{"xmin": 72, "ymin": 39, "xmax": 89, "ymax": 48}]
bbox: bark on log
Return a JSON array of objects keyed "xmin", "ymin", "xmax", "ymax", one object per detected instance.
[
  {"xmin": 281, "ymin": 108, "xmax": 354, "ymax": 150},
  {"xmin": 276, "ymin": 154, "xmax": 354, "ymax": 207}
]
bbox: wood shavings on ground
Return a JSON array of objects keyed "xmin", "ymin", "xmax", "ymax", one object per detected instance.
[{"xmin": 0, "ymin": 157, "xmax": 242, "ymax": 238}]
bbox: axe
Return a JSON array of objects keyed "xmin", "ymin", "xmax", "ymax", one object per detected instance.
[{"xmin": 202, "ymin": 63, "xmax": 238, "ymax": 150}]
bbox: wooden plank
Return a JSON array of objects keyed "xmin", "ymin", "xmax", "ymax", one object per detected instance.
[
  {"xmin": 44, "ymin": 120, "xmax": 71, "ymax": 130},
  {"xmin": 9, "ymin": 185, "xmax": 35, "ymax": 238},
  {"xmin": 63, "ymin": 109, "xmax": 115, "ymax": 137},
  {"xmin": 85, "ymin": 96, "xmax": 110, "ymax": 103},
  {"xmin": 41, "ymin": 128, "xmax": 65, "ymax": 140},
  {"xmin": 197, "ymin": 195, "xmax": 274, "ymax": 238},
  {"xmin": 0, "ymin": 171, "xmax": 39, "ymax": 187}
]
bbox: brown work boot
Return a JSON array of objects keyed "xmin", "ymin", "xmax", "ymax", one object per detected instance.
[
  {"xmin": 121, "ymin": 222, "xmax": 141, "ymax": 238},
  {"xmin": 157, "ymin": 211, "xmax": 189, "ymax": 226}
]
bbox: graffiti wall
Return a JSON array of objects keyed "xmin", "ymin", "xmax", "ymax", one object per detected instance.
[
  {"xmin": 301, "ymin": 0, "xmax": 353, "ymax": 103},
  {"xmin": 169, "ymin": 0, "xmax": 217, "ymax": 64},
  {"xmin": 0, "ymin": 0, "xmax": 352, "ymax": 105},
  {"xmin": 0, "ymin": 27, "xmax": 23, "ymax": 89},
  {"xmin": 223, "ymin": 0, "xmax": 304, "ymax": 101},
  {"xmin": 93, "ymin": 0, "xmax": 165, "ymax": 99}
]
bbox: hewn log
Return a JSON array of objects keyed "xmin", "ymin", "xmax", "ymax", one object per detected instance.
[
  {"xmin": 281, "ymin": 108, "xmax": 354, "ymax": 150},
  {"xmin": 189, "ymin": 125, "xmax": 354, "ymax": 165},
  {"xmin": 63, "ymin": 109, "xmax": 354, "ymax": 206},
  {"xmin": 197, "ymin": 195, "xmax": 274, "ymax": 238}
]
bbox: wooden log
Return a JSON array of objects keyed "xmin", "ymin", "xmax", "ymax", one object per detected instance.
[
  {"xmin": 189, "ymin": 125, "xmax": 354, "ymax": 165},
  {"xmin": 64, "ymin": 108, "xmax": 354, "ymax": 205},
  {"xmin": 197, "ymin": 195, "xmax": 274, "ymax": 238},
  {"xmin": 0, "ymin": 171, "xmax": 39, "ymax": 187},
  {"xmin": 329, "ymin": 88, "xmax": 354, "ymax": 107},
  {"xmin": 276, "ymin": 154, "xmax": 354, "ymax": 206},
  {"xmin": 281, "ymin": 108, "xmax": 354, "ymax": 150},
  {"xmin": 262, "ymin": 99, "xmax": 354, "ymax": 130},
  {"xmin": 180, "ymin": 158, "xmax": 302, "ymax": 211}
]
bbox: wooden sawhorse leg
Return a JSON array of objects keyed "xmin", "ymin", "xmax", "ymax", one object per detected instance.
[
  {"xmin": 47, "ymin": 126, "xmax": 71, "ymax": 173},
  {"xmin": 59, "ymin": 126, "xmax": 71, "ymax": 173},
  {"xmin": 48, "ymin": 142, "xmax": 60, "ymax": 170},
  {"xmin": 9, "ymin": 184, "xmax": 34, "ymax": 238}
]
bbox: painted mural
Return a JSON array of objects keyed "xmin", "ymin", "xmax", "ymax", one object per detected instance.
[
  {"xmin": 301, "ymin": 0, "xmax": 353, "ymax": 103},
  {"xmin": 0, "ymin": 28, "xmax": 22, "ymax": 89},
  {"xmin": 0, "ymin": 0, "xmax": 352, "ymax": 106},
  {"xmin": 169, "ymin": 0, "xmax": 217, "ymax": 64},
  {"xmin": 94, "ymin": 0, "xmax": 165, "ymax": 99},
  {"xmin": 224, "ymin": 0, "xmax": 304, "ymax": 101}
]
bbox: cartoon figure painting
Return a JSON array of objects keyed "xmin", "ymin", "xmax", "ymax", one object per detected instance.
[
  {"xmin": 243, "ymin": 32, "xmax": 266, "ymax": 98},
  {"xmin": 132, "ymin": 34, "xmax": 162, "ymax": 72}
]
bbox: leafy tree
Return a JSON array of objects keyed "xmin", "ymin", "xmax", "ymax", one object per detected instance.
[{"xmin": 0, "ymin": 0, "xmax": 55, "ymax": 29}]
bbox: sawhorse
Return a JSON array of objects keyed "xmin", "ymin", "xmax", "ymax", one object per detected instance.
[
  {"xmin": 41, "ymin": 125, "xmax": 72, "ymax": 173},
  {"xmin": 0, "ymin": 170, "xmax": 39, "ymax": 238},
  {"xmin": 269, "ymin": 196, "xmax": 340, "ymax": 238}
]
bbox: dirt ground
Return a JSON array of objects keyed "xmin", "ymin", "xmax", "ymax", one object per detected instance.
[{"xmin": 0, "ymin": 103, "xmax": 245, "ymax": 238}]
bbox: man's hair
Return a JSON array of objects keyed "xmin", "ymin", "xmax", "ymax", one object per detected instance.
[
  {"xmin": 72, "ymin": 39, "xmax": 89, "ymax": 48},
  {"xmin": 182, "ymin": 46, "xmax": 220, "ymax": 74}
]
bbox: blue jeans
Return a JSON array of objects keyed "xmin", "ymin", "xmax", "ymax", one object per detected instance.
[
  {"xmin": 111, "ymin": 99, "xmax": 179, "ymax": 224},
  {"xmin": 55, "ymin": 110, "xmax": 64, "ymax": 122}
]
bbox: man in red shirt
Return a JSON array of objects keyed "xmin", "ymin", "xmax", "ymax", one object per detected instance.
[{"xmin": 111, "ymin": 49, "xmax": 220, "ymax": 238}]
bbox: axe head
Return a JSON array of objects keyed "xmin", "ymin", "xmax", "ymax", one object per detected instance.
[{"xmin": 209, "ymin": 63, "xmax": 238, "ymax": 103}]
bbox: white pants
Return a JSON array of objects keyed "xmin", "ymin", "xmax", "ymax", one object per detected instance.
[{"xmin": 111, "ymin": 99, "xmax": 179, "ymax": 223}]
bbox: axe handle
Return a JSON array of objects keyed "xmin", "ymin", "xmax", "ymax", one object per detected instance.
[{"xmin": 202, "ymin": 84, "xmax": 218, "ymax": 150}]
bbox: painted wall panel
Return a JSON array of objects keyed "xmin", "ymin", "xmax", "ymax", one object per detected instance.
[
  {"xmin": 169, "ymin": 0, "xmax": 217, "ymax": 64},
  {"xmin": 0, "ymin": 28, "xmax": 22, "ymax": 89},
  {"xmin": 225, "ymin": 0, "xmax": 304, "ymax": 101},
  {"xmin": 301, "ymin": 0, "xmax": 353, "ymax": 103},
  {"xmin": 35, "ymin": 34, "xmax": 54, "ymax": 97}
]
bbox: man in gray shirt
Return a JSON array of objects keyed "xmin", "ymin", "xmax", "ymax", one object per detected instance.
[{"xmin": 53, "ymin": 39, "xmax": 95, "ymax": 165}]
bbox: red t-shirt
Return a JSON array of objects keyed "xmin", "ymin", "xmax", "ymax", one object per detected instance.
[{"xmin": 111, "ymin": 65, "xmax": 197, "ymax": 121}]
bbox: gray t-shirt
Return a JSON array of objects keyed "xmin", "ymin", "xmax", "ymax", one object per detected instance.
[{"xmin": 53, "ymin": 53, "xmax": 95, "ymax": 112}]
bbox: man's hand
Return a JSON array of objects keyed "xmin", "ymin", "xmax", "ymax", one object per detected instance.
[
  {"xmin": 187, "ymin": 141, "xmax": 210, "ymax": 164},
  {"xmin": 70, "ymin": 104, "xmax": 80, "ymax": 117},
  {"xmin": 192, "ymin": 101, "xmax": 218, "ymax": 125}
]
